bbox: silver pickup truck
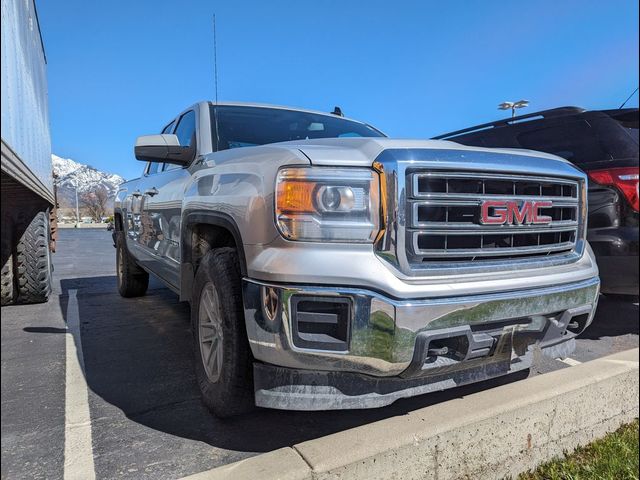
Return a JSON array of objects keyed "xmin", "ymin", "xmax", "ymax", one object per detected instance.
[{"xmin": 114, "ymin": 102, "xmax": 600, "ymax": 416}]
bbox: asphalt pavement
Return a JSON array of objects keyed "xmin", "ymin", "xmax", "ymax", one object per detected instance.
[{"xmin": 1, "ymin": 228, "xmax": 638, "ymax": 480}]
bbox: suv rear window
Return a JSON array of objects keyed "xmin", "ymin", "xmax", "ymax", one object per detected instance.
[
  {"xmin": 444, "ymin": 110, "xmax": 639, "ymax": 167},
  {"xmin": 516, "ymin": 120, "xmax": 610, "ymax": 165},
  {"xmin": 517, "ymin": 116, "xmax": 638, "ymax": 165}
]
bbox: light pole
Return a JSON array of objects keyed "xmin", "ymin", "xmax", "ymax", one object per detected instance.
[
  {"xmin": 498, "ymin": 100, "xmax": 529, "ymax": 118},
  {"xmin": 74, "ymin": 180, "xmax": 80, "ymax": 228}
]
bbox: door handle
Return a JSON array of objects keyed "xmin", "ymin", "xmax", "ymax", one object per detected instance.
[
  {"xmin": 131, "ymin": 190, "xmax": 142, "ymax": 197},
  {"xmin": 145, "ymin": 187, "xmax": 159, "ymax": 197}
]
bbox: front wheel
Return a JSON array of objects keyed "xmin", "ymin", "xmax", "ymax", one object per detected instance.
[{"xmin": 191, "ymin": 247, "xmax": 254, "ymax": 417}]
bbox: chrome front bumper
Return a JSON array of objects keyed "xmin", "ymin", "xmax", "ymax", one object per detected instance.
[{"xmin": 242, "ymin": 277, "xmax": 600, "ymax": 379}]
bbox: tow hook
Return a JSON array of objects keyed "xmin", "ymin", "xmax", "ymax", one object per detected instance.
[{"xmin": 427, "ymin": 346, "xmax": 450, "ymax": 356}]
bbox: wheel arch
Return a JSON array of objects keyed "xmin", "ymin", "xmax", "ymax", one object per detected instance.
[{"xmin": 180, "ymin": 211, "xmax": 247, "ymax": 302}]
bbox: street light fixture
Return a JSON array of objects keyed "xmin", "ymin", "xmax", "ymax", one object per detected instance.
[{"xmin": 498, "ymin": 99, "xmax": 530, "ymax": 118}]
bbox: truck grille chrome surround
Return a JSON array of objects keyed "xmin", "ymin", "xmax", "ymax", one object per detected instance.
[
  {"xmin": 373, "ymin": 149, "xmax": 588, "ymax": 276},
  {"xmin": 409, "ymin": 172, "xmax": 580, "ymax": 262}
]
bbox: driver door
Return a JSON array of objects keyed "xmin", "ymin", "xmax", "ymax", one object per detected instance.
[{"xmin": 140, "ymin": 110, "xmax": 196, "ymax": 289}]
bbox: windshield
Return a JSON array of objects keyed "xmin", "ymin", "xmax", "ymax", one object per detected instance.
[{"xmin": 210, "ymin": 105, "xmax": 384, "ymax": 151}]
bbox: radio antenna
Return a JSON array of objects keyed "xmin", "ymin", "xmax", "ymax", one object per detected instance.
[
  {"xmin": 619, "ymin": 86, "xmax": 638, "ymax": 109},
  {"xmin": 213, "ymin": 14, "xmax": 219, "ymax": 105}
]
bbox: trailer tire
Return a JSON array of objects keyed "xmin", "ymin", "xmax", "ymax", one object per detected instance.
[
  {"xmin": 191, "ymin": 248, "xmax": 254, "ymax": 417},
  {"xmin": 1, "ymin": 215, "xmax": 15, "ymax": 305},
  {"xmin": 116, "ymin": 232, "xmax": 149, "ymax": 298},
  {"xmin": 15, "ymin": 211, "xmax": 52, "ymax": 304},
  {"xmin": 1, "ymin": 255, "xmax": 14, "ymax": 306}
]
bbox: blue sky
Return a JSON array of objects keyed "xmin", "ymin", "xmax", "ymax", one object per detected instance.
[{"xmin": 38, "ymin": 0, "xmax": 639, "ymax": 180}]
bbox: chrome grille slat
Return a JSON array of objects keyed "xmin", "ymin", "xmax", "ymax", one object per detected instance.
[
  {"xmin": 414, "ymin": 194, "xmax": 578, "ymax": 203},
  {"xmin": 410, "ymin": 202, "xmax": 579, "ymax": 229},
  {"xmin": 411, "ymin": 242, "xmax": 576, "ymax": 258},
  {"xmin": 413, "ymin": 171, "xmax": 579, "ymax": 185},
  {"xmin": 411, "ymin": 224, "xmax": 578, "ymax": 234},
  {"xmin": 407, "ymin": 170, "xmax": 582, "ymax": 264}
]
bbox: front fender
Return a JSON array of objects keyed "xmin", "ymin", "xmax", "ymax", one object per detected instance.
[
  {"xmin": 179, "ymin": 145, "xmax": 310, "ymax": 300},
  {"xmin": 182, "ymin": 145, "xmax": 310, "ymax": 246}
]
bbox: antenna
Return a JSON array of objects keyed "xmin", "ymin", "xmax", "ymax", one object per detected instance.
[
  {"xmin": 212, "ymin": 14, "xmax": 220, "ymax": 152},
  {"xmin": 619, "ymin": 86, "xmax": 638, "ymax": 109},
  {"xmin": 213, "ymin": 14, "xmax": 219, "ymax": 105}
]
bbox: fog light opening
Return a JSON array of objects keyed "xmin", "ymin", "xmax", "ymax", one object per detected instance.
[{"xmin": 291, "ymin": 296, "xmax": 351, "ymax": 351}]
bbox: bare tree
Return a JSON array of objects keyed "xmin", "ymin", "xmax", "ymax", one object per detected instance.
[{"xmin": 81, "ymin": 188, "xmax": 109, "ymax": 222}]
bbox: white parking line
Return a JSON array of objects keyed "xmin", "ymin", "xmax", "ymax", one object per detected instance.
[
  {"xmin": 64, "ymin": 289, "xmax": 96, "ymax": 480},
  {"xmin": 559, "ymin": 357, "xmax": 582, "ymax": 367}
]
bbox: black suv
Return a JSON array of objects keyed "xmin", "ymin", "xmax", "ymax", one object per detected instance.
[{"xmin": 434, "ymin": 107, "xmax": 639, "ymax": 298}]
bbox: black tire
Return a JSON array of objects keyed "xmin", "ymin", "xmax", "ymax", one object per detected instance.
[
  {"xmin": 15, "ymin": 211, "xmax": 52, "ymax": 304},
  {"xmin": 1, "ymin": 216, "xmax": 15, "ymax": 306},
  {"xmin": 1, "ymin": 255, "xmax": 14, "ymax": 306},
  {"xmin": 116, "ymin": 231, "xmax": 149, "ymax": 297},
  {"xmin": 191, "ymin": 247, "xmax": 254, "ymax": 417}
]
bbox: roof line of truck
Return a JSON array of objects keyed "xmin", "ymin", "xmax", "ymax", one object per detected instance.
[{"xmin": 204, "ymin": 100, "xmax": 376, "ymax": 128}]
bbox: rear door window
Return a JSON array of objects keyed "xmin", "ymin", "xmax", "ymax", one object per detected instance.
[
  {"xmin": 161, "ymin": 121, "xmax": 176, "ymax": 134},
  {"xmin": 174, "ymin": 110, "xmax": 196, "ymax": 147},
  {"xmin": 163, "ymin": 111, "xmax": 196, "ymax": 171},
  {"xmin": 145, "ymin": 121, "xmax": 176, "ymax": 175},
  {"xmin": 146, "ymin": 161, "xmax": 162, "ymax": 175}
]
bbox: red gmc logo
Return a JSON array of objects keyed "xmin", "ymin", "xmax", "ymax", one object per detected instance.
[{"xmin": 480, "ymin": 200, "xmax": 553, "ymax": 225}]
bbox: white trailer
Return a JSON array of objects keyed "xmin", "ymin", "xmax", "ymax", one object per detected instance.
[{"xmin": 1, "ymin": 0, "xmax": 55, "ymax": 305}]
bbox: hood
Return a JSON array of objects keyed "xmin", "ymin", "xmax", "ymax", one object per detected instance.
[{"xmin": 275, "ymin": 137, "xmax": 573, "ymax": 168}]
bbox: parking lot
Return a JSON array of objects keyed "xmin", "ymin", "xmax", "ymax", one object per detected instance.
[{"xmin": 1, "ymin": 228, "xmax": 638, "ymax": 480}]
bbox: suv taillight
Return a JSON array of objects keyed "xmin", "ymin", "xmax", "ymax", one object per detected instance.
[{"xmin": 588, "ymin": 167, "xmax": 640, "ymax": 212}]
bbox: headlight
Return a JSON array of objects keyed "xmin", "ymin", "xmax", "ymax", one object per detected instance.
[{"xmin": 275, "ymin": 167, "xmax": 380, "ymax": 242}]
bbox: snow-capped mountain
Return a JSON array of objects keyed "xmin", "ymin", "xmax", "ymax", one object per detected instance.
[{"xmin": 52, "ymin": 154, "xmax": 125, "ymax": 208}]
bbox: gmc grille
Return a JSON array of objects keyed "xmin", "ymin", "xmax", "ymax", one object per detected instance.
[{"xmin": 407, "ymin": 171, "xmax": 581, "ymax": 264}]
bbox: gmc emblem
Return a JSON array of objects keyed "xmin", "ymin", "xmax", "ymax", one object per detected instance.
[{"xmin": 480, "ymin": 200, "xmax": 553, "ymax": 225}]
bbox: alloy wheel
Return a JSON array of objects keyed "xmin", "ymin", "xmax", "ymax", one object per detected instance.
[{"xmin": 198, "ymin": 282, "xmax": 224, "ymax": 382}]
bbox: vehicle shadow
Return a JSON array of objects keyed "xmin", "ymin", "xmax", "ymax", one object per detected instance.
[
  {"xmin": 57, "ymin": 275, "xmax": 528, "ymax": 454},
  {"xmin": 579, "ymin": 295, "xmax": 639, "ymax": 340}
]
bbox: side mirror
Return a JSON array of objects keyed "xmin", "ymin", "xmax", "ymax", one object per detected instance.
[{"xmin": 134, "ymin": 134, "xmax": 194, "ymax": 165}]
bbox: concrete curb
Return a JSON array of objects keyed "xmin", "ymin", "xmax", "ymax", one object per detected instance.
[{"xmin": 183, "ymin": 348, "xmax": 639, "ymax": 480}]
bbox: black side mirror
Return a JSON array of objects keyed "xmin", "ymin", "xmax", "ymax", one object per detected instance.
[{"xmin": 134, "ymin": 134, "xmax": 194, "ymax": 165}]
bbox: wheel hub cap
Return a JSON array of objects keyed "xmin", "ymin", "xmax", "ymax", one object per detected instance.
[{"xmin": 199, "ymin": 283, "xmax": 224, "ymax": 382}]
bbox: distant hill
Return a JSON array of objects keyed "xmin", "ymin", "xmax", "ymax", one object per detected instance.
[{"xmin": 52, "ymin": 154, "xmax": 125, "ymax": 209}]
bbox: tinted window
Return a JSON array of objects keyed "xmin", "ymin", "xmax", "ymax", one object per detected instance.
[
  {"xmin": 606, "ymin": 110, "xmax": 639, "ymax": 146},
  {"xmin": 517, "ymin": 117, "xmax": 638, "ymax": 165},
  {"xmin": 144, "ymin": 121, "xmax": 176, "ymax": 175},
  {"xmin": 163, "ymin": 162, "xmax": 181, "ymax": 172},
  {"xmin": 174, "ymin": 110, "xmax": 196, "ymax": 147},
  {"xmin": 161, "ymin": 121, "xmax": 175, "ymax": 134},
  {"xmin": 146, "ymin": 161, "xmax": 162, "ymax": 175},
  {"xmin": 211, "ymin": 106, "xmax": 384, "ymax": 151},
  {"xmin": 516, "ymin": 121, "xmax": 609, "ymax": 165}
]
